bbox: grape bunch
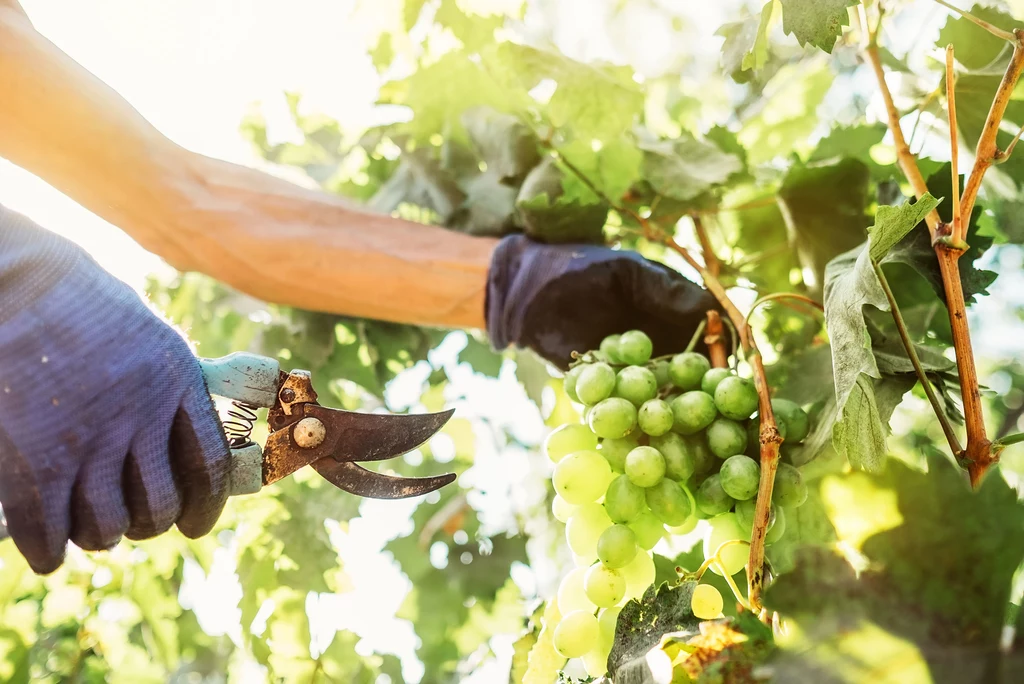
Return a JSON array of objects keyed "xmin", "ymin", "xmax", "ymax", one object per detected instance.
[{"xmin": 543, "ymin": 330, "xmax": 811, "ymax": 675}]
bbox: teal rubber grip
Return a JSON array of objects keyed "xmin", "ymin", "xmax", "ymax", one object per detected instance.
[{"xmin": 199, "ymin": 352, "xmax": 281, "ymax": 408}]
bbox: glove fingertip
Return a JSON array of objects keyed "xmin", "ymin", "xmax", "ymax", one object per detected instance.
[{"xmin": 170, "ymin": 383, "xmax": 230, "ymax": 539}]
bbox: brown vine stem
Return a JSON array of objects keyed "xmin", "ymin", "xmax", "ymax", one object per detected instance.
[
  {"xmin": 946, "ymin": 46, "xmax": 964, "ymax": 245},
  {"xmin": 694, "ymin": 215, "xmax": 729, "ymax": 368},
  {"xmin": 552, "ymin": 147, "xmax": 783, "ymax": 611}
]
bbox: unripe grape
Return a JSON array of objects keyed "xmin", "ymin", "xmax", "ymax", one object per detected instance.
[
  {"xmin": 597, "ymin": 524, "xmax": 638, "ymax": 569},
  {"xmin": 706, "ymin": 418, "xmax": 747, "ymax": 459},
  {"xmin": 651, "ymin": 432, "xmax": 695, "ymax": 481},
  {"xmin": 604, "ymin": 475, "xmax": 646, "ymax": 523},
  {"xmin": 545, "ymin": 424, "xmax": 599, "ymax": 463},
  {"xmin": 671, "ymin": 391, "xmax": 717, "ymax": 435},
  {"xmin": 566, "ymin": 503, "xmax": 613, "ymax": 560},
  {"xmin": 552, "ymin": 495, "xmax": 578, "ymax": 523},
  {"xmin": 618, "ymin": 330, "xmax": 653, "ymax": 365},
  {"xmin": 614, "ymin": 366, "xmax": 658, "ymax": 406},
  {"xmin": 585, "ymin": 563, "xmax": 626, "ymax": 607},
  {"xmin": 667, "ymin": 515, "xmax": 698, "ymax": 536},
  {"xmin": 696, "ymin": 474, "xmax": 735, "ymax": 516},
  {"xmin": 598, "ymin": 606, "xmax": 621, "ymax": 648},
  {"xmin": 703, "ymin": 512, "xmax": 748, "ymax": 576},
  {"xmin": 557, "ymin": 567, "xmax": 596, "ymax": 614},
  {"xmin": 553, "ymin": 450, "xmax": 612, "ymax": 504},
  {"xmin": 669, "ymin": 352, "xmax": 711, "ymax": 391},
  {"xmin": 599, "ymin": 435, "xmax": 639, "ymax": 472},
  {"xmin": 564, "ymin": 365, "xmax": 584, "ymax": 403},
  {"xmin": 600, "ymin": 335, "xmax": 623, "ymax": 364},
  {"xmin": 691, "ymin": 583, "xmax": 724, "ymax": 620},
  {"xmin": 719, "ymin": 455, "xmax": 760, "ymax": 501},
  {"xmin": 701, "ymin": 368, "xmax": 732, "ymax": 395},
  {"xmin": 582, "ymin": 647, "xmax": 610, "ymax": 678},
  {"xmin": 772, "ymin": 398, "xmax": 810, "ymax": 442},
  {"xmin": 685, "ymin": 434, "xmax": 715, "ymax": 476},
  {"xmin": 588, "ymin": 398, "xmax": 638, "ymax": 439},
  {"xmin": 577, "ymin": 363, "xmax": 617, "ymax": 405},
  {"xmin": 553, "ymin": 610, "xmax": 600, "ymax": 658},
  {"xmin": 714, "ymin": 376, "xmax": 758, "ymax": 421},
  {"xmin": 628, "ymin": 510, "xmax": 666, "ymax": 550},
  {"xmin": 765, "ymin": 506, "xmax": 787, "ymax": 544},
  {"xmin": 621, "ymin": 550, "xmax": 656, "ymax": 599},
  {"xmin": 773, "ymin": 463, "xmax": 807, "ymax": 508},
  {"xmin": 624, "ymin": 446, "xmax": 666, "ymax": 487},
  {"xmin": 734, "ymin": 497, "xmax": 776, "ymax": 537},
  {"xmin": 638, "ymin": 399, "xmax": 674, "ymax": 436},
  {"xmin": 645, "ymin": 479, "xmax": 693, "ymax": 526},
  {"xmin": 651, "ymin": 359, "xmax": 671, "ymax": 388}
]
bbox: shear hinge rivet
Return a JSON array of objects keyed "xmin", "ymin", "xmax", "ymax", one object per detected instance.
[{"xmin": 293, "ymin": 417, "xmax": 326, "ymax": 449}]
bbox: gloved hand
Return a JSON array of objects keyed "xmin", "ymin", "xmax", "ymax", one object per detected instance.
[
  {"xmin": 486, "ymin": 234, "xmax": 720, "ymax": 369},
  {"xmin": 0, "ymin": 207, "xmax": 230, "ymax": 574}
]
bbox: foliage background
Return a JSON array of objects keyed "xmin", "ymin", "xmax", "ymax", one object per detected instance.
[{"xmin": 5, "ymin": 0, "xmax": 1024, "ymax": 682}]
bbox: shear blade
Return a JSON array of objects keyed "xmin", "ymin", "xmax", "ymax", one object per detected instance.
[
  {"xmin": 308, "ymin": 405, "xmax": 456, "ymax": 463},
  {"xmin": 312, "ymin": 459, "xmax": 456, "ymax": 499}
]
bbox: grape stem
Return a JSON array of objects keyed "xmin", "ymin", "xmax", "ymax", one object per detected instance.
[
  {"xmin": 689, "ymin": 540, "xmax": 752, "ymax": 611},
  {"xmin": 743, "ymin": 293, "xmax": 824, "ymax": 331},
  {"xmin": 550, "ymin": 148, "xmax": 784, "ymax": 613},
  {"xmin": 684, "ymin": 319, "xmax": 708, "ymax": 354}
]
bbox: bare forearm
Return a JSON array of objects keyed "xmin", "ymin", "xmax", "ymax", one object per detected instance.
[{"xmin": 0, "ymin": 5, "xmax": 494, "ymax": 329}]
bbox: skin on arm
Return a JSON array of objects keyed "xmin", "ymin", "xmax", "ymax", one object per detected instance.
[{"xmin": 0, "ymin": 2, "xmax": 494, "ymax": 329}]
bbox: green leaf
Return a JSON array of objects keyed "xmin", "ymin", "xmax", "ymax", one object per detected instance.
[
  {"xmin": 370, "ymin": 151, "xmax": 465, "ymax": 222},
  {"xmin": 868, "ymin": 194, "xmax": 943, "ymax": 261},
  {"xmin": 436, "ymin": 0, "xmax": 504, "ymax": 52},
  {"xmin": 558, "ymin": 135, "xmax": 643, "ymax": 206},
  {"xmin": 717, "ymin": 1, "xmax": 776, "ymax": 73},
  {"xmin": 461, "ymin": 107, "xmax": 540, "ymax": 180},
  {"xmin": 608, "ymin": 581, "xmax": 701, "ymax": 679},
  {"xmin": 451, "ymin": 169, "xmax": 520, "ymax": 236},
  {"xmin": 404, "ymin": 0, "xmax": 428, "ymax": 31},
  {"xmin": 937, "ymin": 5, "xmax": 1016, "ymax": 71},
  {"xmin": 638, "ymin": 130, "xmax": 744, "ymax": 204},
  {"xmin": 458, "ymin": 334, "xmax": 504, "ymax": 377},
  {"xmin": 766, "ymin": 484, "xmax": 838, "ymax": 574},
  {"xmin": 832, "ymin": 374, "xmax": 914, "ymax": 472},
  {"xmin": 779, "ymin": 0, "xmax": 859, "ymax": 54},
  {"xmin": 516, "ymin": 157, "xmax": 608, "ymax": 244},
  {"xmin": 521, "ymin": 600, "xmax": 565, "ymax": 684},
  {"xmin": 766, "ymin": 457, "xmax": 1024, "ymax": 680}
]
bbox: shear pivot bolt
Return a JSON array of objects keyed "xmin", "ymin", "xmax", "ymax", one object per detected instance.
[{"xmin": 293, "ymin": 417, "xmax": 326, "ymax": 448}]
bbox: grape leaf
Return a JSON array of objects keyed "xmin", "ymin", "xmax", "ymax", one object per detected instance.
[
  {"xmin": 779, "ymin": 0, "xmax": 859, "ymax": 53},
  {"xmin": 608, "ymin": 581, "xmax": 701, "ymax": 678},
  {"xmin": 937, "ymin": 5, "xmax": 1016, "ymax": 71},
  {"xmin": 404, "ymin": 0, "xmax": 428, "ymax": 31},
  {"xmin": 766, "ymin": 457, "xmax": 1024, "ymax": 681},
  {"xmin": 832, "ymin": 374, "xmax": 914, "ymax": 472},
  {"xmin": 451, "ymin": 169, "xmax": 520, "ymax": 237},
  {"xmin": 461, "ymin": 107, "xmax": 540, "ymax": 181},
  {"xmin": 521, "ymin": 600, "xmax": 565, "ymax": 684},
  {"xmin": 436, "ymin": 0, "xmax": 504, "ymax": 52},
  {"xmin": 370, "ymin": 150, "xmax": 465, "ymax": 222},
  {"xmin": 766, "ymin": 485, "xmax": 838, "ymax": 574},
  {"xmin": 717, "ymin": 1, "xmax": 775, "ymax": 73},
  {"xmin": 638, "ymin": 130, "xmax": 744, "ymax": 203},
  {"xmin": 458, "ymin": 333, "xmax": 504, "ymax": 377}
]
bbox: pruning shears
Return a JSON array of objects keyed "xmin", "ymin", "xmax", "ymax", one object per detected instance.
[
  {"xmin": 201, "ymin": 352, "xmax": 457, "ymax": 499},
  {"xmin": 0, "ymin": 353, "xmax": 456, "ymax": 543}
]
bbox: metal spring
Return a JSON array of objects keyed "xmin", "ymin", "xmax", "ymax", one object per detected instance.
[{"xmin": 223, "ymin": 400, "xmax": 259, "ymax": 448}]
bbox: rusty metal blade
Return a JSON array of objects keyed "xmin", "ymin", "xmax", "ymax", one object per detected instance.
[
  {"xmin": 311, "ymin": 459, "xmax": 456, "ymax": 499},
  {"xmin": 309, "ymin": 405, "xmax": 456, "ymax": 463}
]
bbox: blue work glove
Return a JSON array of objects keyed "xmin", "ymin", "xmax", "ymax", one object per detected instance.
[
  {"xmin": 0, "ymin": 206, "xmax": 230, "ymax": 574},
  {"xmin": 486, "ymin": 234, "xmax": 720, "ymax": 368}
]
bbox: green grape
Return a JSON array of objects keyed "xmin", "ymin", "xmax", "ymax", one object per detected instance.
[
  {"xmin": 714, "ymin": 376, "xmax": 758, "ymax": 421},
  {"xmin": 600, "ymin": 335, "xmax": 623, "ymax": 364},
  {"xmin": 773, "ymin": 463, "xmax": 807, "ymax": 508},
  {"xmin": 585, "ymin": 563, "xmax": 626, "ymax": 607},
  {"xmin": 703, "ymin": 512, "xmax": 748, "ymax": 576},
  {"xmin": 671, "ymin": 391, "xmax": 717, "ymax": 435},
  {"xmin": 638, "ymin": 399, "xmax": 674, "ymax": 436},
  {"xmin": 544, "ymin": 424, "xmax": 599, "ymax": 463},
  {"xmin": 596, "ymin": 524, "xmax": 638, "ymax": 569},
  {"xmin": 765, "ymin": 506, "xmax": 787, "ymax": 544},
  {"xmin": 772, "ymin": 398, "xmax": 810, "ymax": 442},
  {"xmin": 645, "ymin": 479, "xmax": 693, "ymax": 526},
  {"xmin": 746, "ymin": 414, "xmax": 787, "ymax": 457},
  {"xmin": 691, "ymin": 583, "xmax": 724, "ymax": 620},
  {"xmin": 700, "ymin": 368, "xmax": 732, "ymax": 395},
  {"xmin": 564, "ymin": 365, "xmax": 584, "ymax": 403},
  {"xmin": 624, "ymin": 446, "xmax": 666, "ymax": 487},
  {"xmin": 598, "ymin": 606, "xmax": 621, "ymax": 648},
  {"xmin": 557, "ymin": 567, "xmax": 595, "ymax": 615},
  {"xmin": 599, "ymin": 435, "xmax": 638, "ymax": 472},
  {"xmin": 618, "ymin": 330, "xmax": 653, "ymax": 365},
  {"xmin": 614, "ymin": 366, "xmax": 658, "ymax": 406},
  {"xmin": 667, "ymin": 515, "xmax": 698, "ymax": 536},
  {"xmin": 669, "ymin": 352, "xmax": 711, "ymax": 390},
  {"xmin": 604, "ymin": 475, "xmax": 646, "ymax": 523},
  {"xmin": 628, "ymin": 510, "xmax": 665, "ymax": 550},
  {"xmin": 696, "ymin": 474, "xmax": 735, "ymax": 516},
  {"xmin": 734, "ymin": 497, "xmax": 776, "ymax": 537},
  {"xmin": 553, "ymin": 450, "xmax": 612, "ymax": 504},
  {"xmin": 621, "ymin": 550, "xmax": 656, "ymax": 599},
  {"xmin": 566, "ymin": 503, "xmax": 613, "ymax": 560},
  {"xmin": 686, "ymin": 434, "xmax": 716, "ymax": 475},
  {"xmin": 582, "ymin": 647, "xmax": 610, "ymax": 678},
  {"xmin": 719, "ymin": 455, "xmax": 760, "ymax": 501},
  {"xmin": 552, "ymin": 495, "xmax": 578, "ymax": 523},
  {"xmin": 706, "ymin": 418, "xmax": 747, "ymax": 459},
  {"xmin": 577, "ymin": 363, "xmax": 617, "ymax": 405},
  {"xmin": 553, "ymin": 610, "xmax": 600, "ymax": 659},
  {"xmin": 651, "ymin": 432, "xmax": 695, "ymax": 481},
  {"xmin": 651, "ymin": 359, "xmax": 671, "ymax": 388},
  {"xmin": 588, "ymin": 398, "xmax": 638, "ymax": 439}
]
